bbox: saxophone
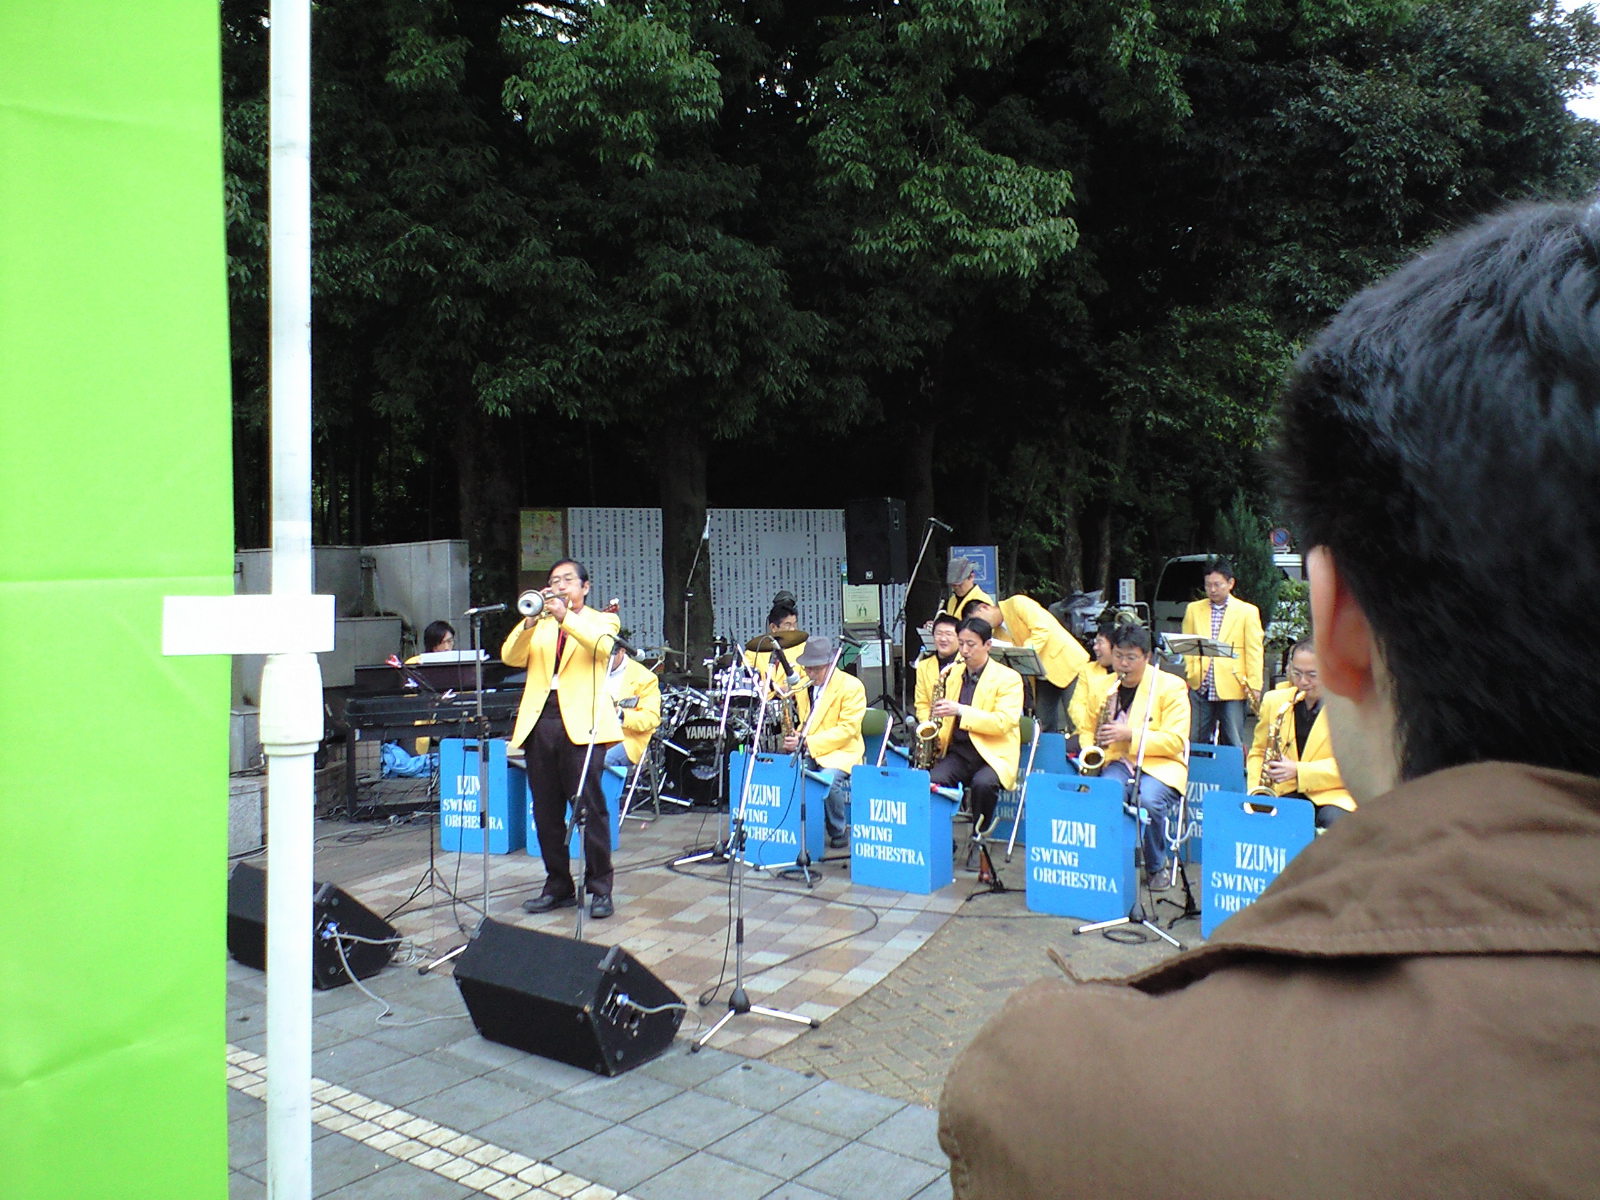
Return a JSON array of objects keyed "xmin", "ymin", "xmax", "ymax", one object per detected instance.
[
  {"xmin": 1078, "ymin": 686, "xmax": 1122, "ymax": 776},
  {"xmin": 1250, "ymin": 689, "xmax": 1300, "ymax": 796},
  {"xmin": 913, "ymin": 659, "xmax": 960, "ymax": 770}
]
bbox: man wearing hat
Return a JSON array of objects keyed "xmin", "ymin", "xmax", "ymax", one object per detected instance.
[
  {"xmin": 941, "ymin": 557, "xmax": 992, "ymax": 619},
  {"xmin": 782, "ymin": 635, "xmax": 867, "ymax": 849}
]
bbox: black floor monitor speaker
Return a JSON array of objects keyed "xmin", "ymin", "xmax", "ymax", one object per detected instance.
[
  {"xmin": 227, "ymin": 862, "xmax": 398, "ymax": 991},
  {"xmin": 454, "ymin": 919, "xmax": 684, "ymax": 1076},
  {"xmin": 845, "ymin": 497, "xmax": 909, "ymax": 584}
]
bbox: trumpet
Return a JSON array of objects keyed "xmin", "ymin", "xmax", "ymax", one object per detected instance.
[
  {"xmin": 913, "ymin": 659, "xmax": 960, "ymax": 770},
  {"xmin": 1078, "ymin": 687, "xmax": 1123, "ymax": 776},
  {"xmin": 517, "ymin": 589, "xmax": 553, "ymax": 618},
  {"xmin": 1250, "ymin": 688, "xmax": 1299, "ymax": 796}
]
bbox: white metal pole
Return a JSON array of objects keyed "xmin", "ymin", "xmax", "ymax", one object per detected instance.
[{"xmin": 262, "ymin": 1, "xmax": 319, "ymax": 1198}]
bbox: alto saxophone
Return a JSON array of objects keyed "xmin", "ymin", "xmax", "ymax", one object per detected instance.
[
  {"xmin": 1078, "ymin": 686, "xmax": 1122, "ymax": 776},
  {"xmin": 1250, "ymin": 689, "xmax": 1300, "ymax": 796},
  {"xmin": 913, "ymin": 659, "xmax": 960, "ymax": 770}
]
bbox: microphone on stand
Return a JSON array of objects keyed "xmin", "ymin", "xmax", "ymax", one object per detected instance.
[
  {"xmin": 771, "ymin": 643, "xmax": 804, "ymax": 689},
  {"xmin": 464, "ymin": 603, "xmax": 507, "ymax": 616},
  {"xmin": 928, "ymin": 517, "xmax": 953, "ymax": 532}
]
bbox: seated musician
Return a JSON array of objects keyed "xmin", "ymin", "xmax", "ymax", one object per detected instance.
[
  {"xmin": 1066, "ymin": 626, "xmax": 1117, "ymax": 754},
  {"xmin": 942, "ymin": 557, "xmax": 993, "ymax": 619},
  {"xmin": 962, "ymin": 595, "xmax": 1089, "ymax": 734},
  {"xmin": 744, "ymin": 597, "xmax": 807, "ymax": 697},
  {"xmin": 603, "ymin": 644, "xmax": 662, "ymax": 772},
  {"xmin": 1246, "ymin": 639, "xmax": 1353, "ymax": 829},
  {"xmin": 1087, "ymin": 624, "xmax": 1191, "ymax": 891},
  {"xmin": 783, "ymin": 636, "xmax": 866, "ymax": 849},
  {"xmin": 927, "ymin": 617, "xmax": 1024, "ymax": 835},
  {"xmin": 403, "ymin": 619, "xmax": 458, "ymax": 754},
  {"xmin": 914, "ymin": 613, "xmax": 962, "ymax": 725}
]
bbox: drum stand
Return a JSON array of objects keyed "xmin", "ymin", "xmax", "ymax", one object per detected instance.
[{"xmin": 693, "ymin": 699, "xmax": 821, "ymax": 1051}]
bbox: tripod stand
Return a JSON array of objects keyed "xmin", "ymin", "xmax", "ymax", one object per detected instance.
[{"xmin": 692, "ymin": 695, "xmax": 821, "ymax": 1051}]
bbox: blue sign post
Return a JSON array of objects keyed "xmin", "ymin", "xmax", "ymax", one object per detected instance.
[
  {"xmin": 439, "ymin": 738, "xmax": 526, "ymax": 854},
  {"xmin": 1022, "ymin": 774, "xmax": 1136, "ymax": 921},
  {"xmin": 849, "ymin": 765, "xmax": 959, "ymax": 893},
  {"xmin": 1200, "ymin": 791, "xmax": 1315, "ymax": 937}
]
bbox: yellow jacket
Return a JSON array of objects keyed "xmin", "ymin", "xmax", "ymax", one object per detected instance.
[
  {"xmin": 794, "ymin": 670, "xmax": 867, "ymax": 773},
  {"xmin": 914, "ymin": 652, "xmax": 961, "ymax": 724},
  {"xmin": 993, "ymin": 594, "xmax": 1089, "ymax": 687},
  {"xmin": 1181, "ymin": 596, "xmax": 1264, "ymax": 699},
  {"xmin": 943, "ymin": 583, "xmax": 994, "ymax": 620},
  {"xmin": 1245, "ymin": 684, "xmax": 1355, "ymax": 811},
  {"xmin": 936, "ymin": 658, "xmax": 1025, "ymax": 790},
  {"xmin": 501, "ymin": 604, "xmax": 624, "ymax": 750},
  {"xmin": 744, "ymin": 638, "xmax": 808, "ymax": 698},
  {"xmin": 1067, "ymin": 661, "xmax": 1117, "ymax": 744},
  {"xmin": 608, "ymin": 656, "xmax": 662, "ymax": 765},
  {"xmin": 1090, "ymin": 667, "xmax": 1190, "ymax": 793}
]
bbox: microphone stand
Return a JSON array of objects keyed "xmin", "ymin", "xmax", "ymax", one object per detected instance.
[
  {"xmin": 681, "ymin": 521, "xmax": 710, "ymax": 677},
  {"xmin": 671, "ymin": 668, "xmax": 740, "ymax": 867},
  {"xmin": 770, "ymin": 638, "xmax": 843, "ymax": 888},
  {"xmin": 894, "ymin": 516, "xmax": 943, "ymax": 725},
  {"xmin": 692, "ymin": 694, "xmax": 822, "ymax": 1052}
]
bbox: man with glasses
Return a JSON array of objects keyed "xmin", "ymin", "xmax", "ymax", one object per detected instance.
[
  {"xmin": 503, "ymin": 559, "xmax": 624, "ymax": 920},
  {"xmin": 1246, "ymin": 639, "xmax": 1352, "ymax": 829},
  {"xmin": 927, "ymin": 617, "xmax": 1023, "ymax": 836}
]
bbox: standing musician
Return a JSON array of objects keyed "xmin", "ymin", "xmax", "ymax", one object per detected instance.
[
  {"xmin": 1085, "ymin": 623, "xmax": 1190, "ymax": 891},
  {"xmin": 603, "ymin": 644, "xmax": 662, "ymax": 772},
  {"xmin": 1245, "ymin": 639, "xmax": 1352, "ymax": 829},
  {"xmin": 503, "ymin": 558, "xmax": 624, "ymax": 921},
  {"xmin": 744, "ymin": 596, "xmax": 807, "ymax": 697},
  {"xmin": 783, "ymin": 636, "xmax": 866, "ymax": 849},
  {"xmin": 941, "ymin": 557, "xmax": 993, "ymax": 619},
  {"xmin": 927, "ymin": 617, "xmax": 1024, "ymax": 834},
  {"xmin": 1180, "ymin": 556, "xmax": 1263, "ymax": 747},
  {"xmin": 914, "ymin": 613, "xmax": 962, "ymax": 725},
  {"xmin": 962, "ymin": 595, "xmax": 1089, "ymax": 733},
  {"xmin": 1065, "ymin": 626, "xmax": 1117, "ymax": 755}
]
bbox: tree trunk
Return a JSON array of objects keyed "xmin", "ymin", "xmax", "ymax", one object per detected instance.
[
  {"xmin": 902, "ymin": 411, "xmax": 940, "ymax": 658},
  {"xmin": 452, "ymin": 391, "xmax": 519, "ymax": 607},
  {"xmin": 658, "ymin": 423, "xmax": 711, "ymax": 672}
]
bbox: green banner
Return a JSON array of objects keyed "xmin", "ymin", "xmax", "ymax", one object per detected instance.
[{"xmin": 0, "ymin": 5, "xmax": 232, "ymax": 1198}]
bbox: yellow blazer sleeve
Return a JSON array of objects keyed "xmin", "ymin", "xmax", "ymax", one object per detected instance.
[
  {"xmin": 960, "ymin": 666, "xmax": 1023, "ymax": 739},
  {"xmin": 1131, "ymin": 673, "xmax": 1189, "ymax": 763},
  {"xmin": 561, "ymin": 604, "xmax": 622, "ymax": 655},
  {"xmin": 620, "ymin": 661, "xmax": 661, "ymax": 737},
  {"xmin": 1242, "ymin": 601, "xmax": 1264, "ymax": 694},
  {"xmin": 914, "ymin": 657, "xmax": 935, "ymax": 725},
  {"xmin": 502, "ymin": 618, "xmax": 536, "ymax": 667},
  {"xmin": 1246, "ymin": 686, "xmax": 1292, "ymax": 790},
  {"xmin": 1068, "ymin": 663, "xmax": 1109, "ymax": 741},
  {"xmin": 1180, "ymin": 600, "xmax": 1205, "ymax": 690},
  {"xmin": 806, "ymin": 676, "xmax": 867, "ymax": 765}
]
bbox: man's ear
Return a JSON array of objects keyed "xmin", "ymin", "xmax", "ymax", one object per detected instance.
[{"xmin": 1307, "ymin": 546, "xmax": 1376, "ymax": 703}]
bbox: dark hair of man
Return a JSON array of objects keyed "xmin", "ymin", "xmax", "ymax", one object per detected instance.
[
  {"xmin": 958, "ymin": 617, "xmax": 993, "ymax": 643},
  {"xmin": 1204, "ymin": 557, "xmax": 1235, "ymax": 582},
  {"xmin": 933, "ymin": 612, "xmax": 961, "ymax": 632},
  {"xmin": 550, "ymin": 558, "xmax": 589, "ymax": 583},
  {"xmin": 1110, "ymin": 623, "xmax": 1152, "ymax": 655},
  {"xmin": 960, "ymin": 597, "xmax": 989, "ymax": 620},
  {"xmin": 1289, "ymin": 637, "xmax": 1315, "ymax": 660},
  {"xmin": 767, "ymin": 601, "xmax": 797, "ymax": 628},
  {"xmin": 1273, "ymin": 201, "xmax": 1600, "ymax": 780},
  {"xmin": 422, "ymin": 620, "xmax": 455, "ymax": 652}
]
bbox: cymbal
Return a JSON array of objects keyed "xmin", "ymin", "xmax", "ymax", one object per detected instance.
[{"xmin": 744, "ymin": 630, "xmax": 807, "ymax": 652}]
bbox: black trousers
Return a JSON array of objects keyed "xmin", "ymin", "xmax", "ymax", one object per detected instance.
[
  {"xmin": 930, "ymin": 737, "xmax": 1002, "ymax": 826},
  {"xmin": 526, "ymin": 694, "xmax": 614, "ymax": 898}
]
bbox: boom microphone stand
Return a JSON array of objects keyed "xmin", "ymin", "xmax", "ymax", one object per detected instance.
[
  {"xmin": 692, "ymin": 694, "xmax": 821, "ymax": 1051},
  {"xmin": 890, "ymin": 516, "xmax": 947, "ymax": 727}
]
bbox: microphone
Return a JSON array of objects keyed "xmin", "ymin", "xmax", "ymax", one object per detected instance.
[
  {"xmin": 701, "ymin": 515, "xmax": 712, "ymax": 541},
  {"xmin": 928, "ymin": 517, "xmax": 953, "ymax": 532},
  {"xmin": 463, "ymin": 603, "xmax": 506, "ymax": 616},
  {"xmin": 604, "ymin": 631, "xmax": 638, "ymax": 655},
  {"xmin": 771, "ymin": 643, "xmax": 804, "ymax": 688}
]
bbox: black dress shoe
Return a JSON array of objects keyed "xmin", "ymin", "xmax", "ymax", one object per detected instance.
[
  {"xmin": 522, "ymin": 893, "xmax": 577, "ymax": 914},
  {"xmin": 828, "ymin": 833, "xmax": 849, "ymax": 849},
  {"xmin": 589, "ymin": 895, "xmax": 614, "ymax": 919}
]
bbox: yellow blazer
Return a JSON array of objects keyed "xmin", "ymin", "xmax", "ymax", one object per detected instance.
[
  {"xmin": 794, "ymin": 670, "xmax": 867, "ymax": 773},
  {"xmin": 501, "ymin": 605, "xmax": 624, "ymax": 750},
  {"xmin": 936, "ymin": 658, "xmax": 1024, "ymax": 789},
  {"xmin": 1067, "ymin": 661, "xmax": 1117, "ymax": 744},
  {"xmin": 609, "ymin": 657, "xmax": 662, "ymax": 765},
  {"xmin": 943, "ymin": 583, "xmax": 994, "ymax": 619},
  {"xmin": 1246, "ymin": 684, "xmax": 1355, "ymax": 811},
  {"xmin": 744, "ymin": 638, "xmax": 808, "ymax": 698},
  {"xmin": 1181, "ymin": 597, "xmax": 1264, "ymax": 699},
  {"xmin": 994, "ymin": 594, "xmax": 1089, "ymax": 687},
  {"xmin": 913, "ymin": 652, "xmax": 960, "ymax": 724},
  {"xmin": 1091, "ymin": 667, "xmax": 1190, "ymax": 793}
]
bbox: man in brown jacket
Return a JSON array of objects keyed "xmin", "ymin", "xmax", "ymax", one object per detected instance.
[{"xmin": 939, "ymin": 203, "xmax": 1600, "ymax": 1196}]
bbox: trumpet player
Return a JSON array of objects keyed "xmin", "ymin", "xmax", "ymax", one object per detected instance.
[
  {"xmin": 927, "ymin": 617, "xmax": 1024, "ymax": 833},
  {"xmin": 963, "ymin": 594, "xmax": 1089, "ymax": 733},
  {"xmin": 1180, "ymin": 557, "xmax": 1264, "ymax": 747},
  {"xmin": 1245, "ymin": 640, "xmax": 1352, "ymax": 829},
  {"xmin": 783, "ymin": 636, "xmax": 866, "ymax": 849},
  {"xmin": 603, "ymin": 643, "xmax": 662, "ymax": 771},
  {"xmin": 1088, "ymin": 624, "xmax": 1190, "ymax": 891},
  {"xmin": 914, "ymin": 614, "xmax": 962, "ymax": 726},
  {"xmin": 502, "ymin": 558, "xmax": 624, "ymax": 921}
]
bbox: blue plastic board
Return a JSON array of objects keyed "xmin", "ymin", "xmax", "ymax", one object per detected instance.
[
  {"xmin": 1022, "ymin": 774, "xmax": 1136, "ymax": 921},
  {"xmin": 439, "ymin": 738, "xmax": 526, "ymax": 854},
  {"xmin": 725, "ymin": 751, "xmax": 827, "ymax": 869},
  {"xmin": 849, "ymin": 765, "xmax": 958, "ymax": 894},
  {"xmin": 1182, "ymin": 741, "xmax": 1247, "ymax": 864},
  {"xmin": 1200, "ymin": 791, "xmax": 1315, "ymax": 938},
  {"xmin": 989, "ymin": 786, "xmax": 1022, "ymax": 845},
  {"xmin": 1032, "ymin": 732, "xmax": 1072, "ymax": 776},
  {"xmin": 509, "ymin": 755, "xmax": 622, "ymax": 858}
]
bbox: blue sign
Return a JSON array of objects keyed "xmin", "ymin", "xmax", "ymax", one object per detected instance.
[
  {"xmin": 951, "ymin": 544, "xmax": 998, "ymax": 597},
  {"xmin": 1022, "ymin": 774, "xmax": 1136, "ymax": 921},
  {"xmin": 849, "ymin": 765, "xmax": 958, "ymax": 894},
  {"xmin": 726, "ymin": 751, "xmax": 827, "ymax": 870},
  {"xmin": 1031, "ymin": 732, "xmax": 1073, "ymax": 777},
  {"xmin": 1201, "ymin": 791, "xmax": 1315, "ymax": 937},
  {"xmin": 439, "ymin": 738, "xmax": 526, "ymax": 855},
  {"xmin": 1182, "ymin": 741, "xmax": 1246, "ymax": 863}
]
